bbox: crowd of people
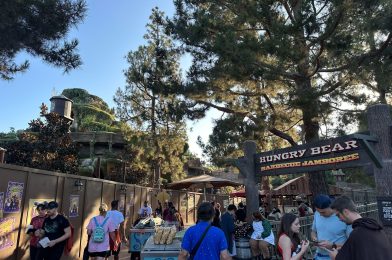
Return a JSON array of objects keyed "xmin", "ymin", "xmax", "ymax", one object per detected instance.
[
  {"xmin": 179, "ymin": 201, "xmax": 276, "ymax": 260},
  {"xmin": 27, "ymin": 200, "xmax": 127, "ymax": 260},
  {"xmin": 179, "ymin": 195, "xmax": 392, "ymax": 260},
  {"xmin": 26, "ymin": 195, "xmax": 392, "ymax": 260}
]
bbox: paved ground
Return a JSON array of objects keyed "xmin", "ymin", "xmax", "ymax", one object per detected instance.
[{"xmin": 118, "ymin": 246, "xmax": 132, "ymax": 260}]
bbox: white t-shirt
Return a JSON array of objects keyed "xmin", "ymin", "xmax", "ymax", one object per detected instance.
[
  {"xmin": 251, "ymin": 221, "xmax": 275, "ymax": 245},
  {"xmin": 106, "ymin": 210, "xmax": 124, "ymax": 229},
  {"xmin": 138, "ymin": 206, "xmax": 152, "ymax": 217}
]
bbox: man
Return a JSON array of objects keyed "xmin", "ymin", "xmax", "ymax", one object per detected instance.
[
  {"xmin": 220, "ymin": 204, "xmax": 237, "ymax": 257},
  {"xmin": 235, "ymin": 202, "xmax": 246, "ymax": 222},
  {"xmin": 325, "ymin": 196, "xmax": 392, "ymax": 260},
  {"xmin": 311, "ymin": 194, "xmax": 352, "ymax": 260},
  {"xmin": 106, "ymin": 200, "xmax": 127, "ymax": 260},
  {"xmin": 28, "ymin": 203, "xmax": 47, "ymax": 260},
  {"xmin": 36, "ymin": 201, "xmax": 71, "ymax": 260},
  {"xmin": 138, "ymin": 200, "xmax": 152, "ymax": 218},
  {"xmin": 179, "ymin": 202, "xmax": 232, "ymax": 260}
]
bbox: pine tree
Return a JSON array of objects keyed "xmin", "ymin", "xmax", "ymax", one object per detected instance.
[
  {"xmin": 114, "ymin": 8, "xmax": 189, "ymax": 184},
  {"xmin": 169, "ymin": 0, "xmax": 392, "ymax": 195},
  {"xmin": 0, "ymin": 0, "xmax": 86, "ymax": 80}
]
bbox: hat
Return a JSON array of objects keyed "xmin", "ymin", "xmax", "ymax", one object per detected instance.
[
  {"xmin": 313, "ymin": 195, "xmax": 332, "ymax": 209},
  {"xmin": 47, "ymin": 201, "xmax": 59, "ymax": 209}
]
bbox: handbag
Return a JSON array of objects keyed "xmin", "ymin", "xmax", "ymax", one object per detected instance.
[{"xmin": 189, "ymin": 224, "xmax": 212, "ymax": 260}]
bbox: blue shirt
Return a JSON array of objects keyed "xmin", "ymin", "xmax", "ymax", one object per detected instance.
[
  {"xmin": 312, "ymin": 211, "xmax": 353, "ymax": 259},
  {"xmin": 181, "ymin": 221, "xmax": 228, "ymax": 260}
]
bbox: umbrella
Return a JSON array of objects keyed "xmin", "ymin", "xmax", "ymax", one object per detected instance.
[
  {"xmin": 229, "ymin": 189, "xmax": 267, "ymax": 198},
  {"xmin": 156, "ymin": 191, "xmax": 170, "ymax": 202},
  {"xmin": 167, "ymin": 174, "xmax": 242, "ymax": 201}
]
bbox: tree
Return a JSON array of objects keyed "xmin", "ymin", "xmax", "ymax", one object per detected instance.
[
  {"xmin": 62, "ymin": 88, "xmax": 123, "ymax": 132},
  {"xmin": 0, "ymin": 0, "xmax": 86, "ymax": 80},
  {"xmin": 2, "ymin": 104, "xmax": 78, "ymax": 173},
  {"xmin": 169, "ymin": 0, "xmax": 392, "ymax": 195},
  {"xmin": 114, "ymin": 8, "xmax": 189, "ymax": 184}
]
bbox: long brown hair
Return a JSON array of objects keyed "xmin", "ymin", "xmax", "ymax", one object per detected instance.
[
  {"xmin": 252, "ymin": 211, "xmax": 266, "ymax": 221},
  {"xmin": 278, "ymin": 213, "xmax": 300, "ymax": 249}
]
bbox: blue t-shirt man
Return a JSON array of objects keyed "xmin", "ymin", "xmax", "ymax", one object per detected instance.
[
  {"xmin": 311, "ymin": 195, "xmax": 352, "ymax": 260},
  {"xmin": 181, "ymin": 220, "xmax": 228, "ymax": 260}
]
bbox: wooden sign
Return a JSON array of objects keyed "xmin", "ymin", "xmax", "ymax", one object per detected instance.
[{"xmin": 255, "ymin": 134, "xmax": 378, "ymax": 176}]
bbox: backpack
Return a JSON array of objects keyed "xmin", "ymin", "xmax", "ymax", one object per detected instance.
[{"xmin": 92, "ymin": 217, "xmax": 108, "ymax": 243}]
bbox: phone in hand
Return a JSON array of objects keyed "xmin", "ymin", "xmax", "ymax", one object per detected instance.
[{"xmin": 310, "ymin": 240, "xmax": 320, "ymax": 246}]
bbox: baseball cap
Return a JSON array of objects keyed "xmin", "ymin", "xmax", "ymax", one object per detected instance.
[
  {"xmin": 313, "ymin": 194, "xmax": 332, "ymax": 209},
  {"xmin": 47, "ymin": 201, "xmax": 59, "ymax": 209}
]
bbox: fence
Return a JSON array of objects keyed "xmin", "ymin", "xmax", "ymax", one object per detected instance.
[{"xmin": 0, "ymin": 163, "xmax": 229, "ymax": 260}]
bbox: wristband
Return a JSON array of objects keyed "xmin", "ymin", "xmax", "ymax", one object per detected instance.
[{"xmin": 332, "ymin": 242, "xmax": 337, "ymax": 249}]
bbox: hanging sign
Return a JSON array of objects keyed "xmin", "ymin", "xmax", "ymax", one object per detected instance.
[{"xmin": 255, "ymin": 135, "xmax": 376, "ymax": 176}]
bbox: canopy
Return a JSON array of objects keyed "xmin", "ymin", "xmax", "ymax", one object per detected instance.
[
  {"xmin": 167, "ymin": 174, "xmax": 242, "ymax": 201},
  {"xmin": 230, "ymin": 189, "xmax": 267, "ymax": 198}
]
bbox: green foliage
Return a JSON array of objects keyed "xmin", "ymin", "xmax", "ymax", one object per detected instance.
[
  {"xmin": 62, "ymin": 88, "xmax": 121, "ymax": 132},
  {"xmin": 0, "ymin": 0, "xmax": 86, "ymax": 80},
  {"xmin": 114, "ymin": 8, "xmax": 190, "ymax": 183},
  {"xmin": 168, "ymin": 0, "xmax": 392, "ymax": 195},
  {"xmin": 271, "ymin": 176, "xmax": 284, "ymax": 188},
  {"xmin": 344, "ymin": 168, "xmax": 376, "ymax": 188},
  {"xmin": 2, "ymin": 104, "xmax": 78, "ymax": 173}
]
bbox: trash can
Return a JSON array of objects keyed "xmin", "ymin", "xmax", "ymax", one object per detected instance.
[{"xmin": 235, "ymin": 238, "xmax": 252, "ymax": 260}]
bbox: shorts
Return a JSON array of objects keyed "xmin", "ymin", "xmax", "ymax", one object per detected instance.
[
  {"xmin": 89, "ymin": 251, "xmax": 111, "ymax": 257},
  {"xmin": 109, "ymin": 229, "xmax": 122, "ymax": 256}
]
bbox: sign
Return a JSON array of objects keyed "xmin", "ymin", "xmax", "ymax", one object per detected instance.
[
  {"xmin": 377, "ymin": 197, "xmax": 392, "ymax": 226},
  {"xmin": 4, "ymin": 182, "xmax": 24, "ymax": 213},
  {"xmin": 119, "ymin": 194, "xmax": 125, "ymax": 212},
  {"xmin": 129, "ymin": 191, "xmax": 135, "ymax": 206},
  {"xmin": 69, "ymin": 195, "xmax": 79, "ymax": 218},
  {"xmin": 255, "ymin": 135, "xmax": 375, "ymax": 176},
  {"xmin": 0, "ymin": 217, "xmax": 15, "ymax": 250},
  {"xmin": 0, "ymin": 192, "xmax": 4, "ymax": 219}
]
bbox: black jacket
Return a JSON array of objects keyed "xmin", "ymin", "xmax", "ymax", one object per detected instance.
[
  {"xmin": 336, "ymin": 217, "xmax": 392, "ymax": 260},
  {"xmin": 220, "ymin": 212, "xmax": 235, "ymax": 254}
]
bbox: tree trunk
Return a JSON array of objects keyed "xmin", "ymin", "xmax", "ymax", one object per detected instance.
[
  {"xmin": 299, "ymin": 79, "xmax": 329, "ymax": 196},
  {"xmin": 367, "ymin": 104, "xmax": 392, "ymax": 241}
]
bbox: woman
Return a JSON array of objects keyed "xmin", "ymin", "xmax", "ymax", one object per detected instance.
[
  {"xmin": 155, "ymin": 201, "xmax": 163, "ymax": 217},
  {"xmin": 277, "ymin": 213, "xmax": 310, "ymax": 260},
  {"xmin": 87, "ymin": 203, "xmax": 117, "ymax": 260},
  {"xmin": 163, "ymin": 201, "xmax": 176, "ymax": 222},
  {"xmin": 250, "ymin": 211, "xmax": 275, "ymax": 260},
  {"xmin": 211, "ymin": 202, "xmax": 221, "ymax": 227},
  {"xmin": 29, "ymin": 203, "xmax": 47, "ymax": 260}
]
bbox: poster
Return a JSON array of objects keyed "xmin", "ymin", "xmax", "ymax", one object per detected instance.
[
  {"xmin": 27, "ymin": 199, "xmax": 53, "ymax": 223},
  {"xmin": 69, "ymin": 195, "xmax": 79, "ymax": 218},
  {"xmin": 180, "ymin": 200, "xmax": 187, "ymax": 211},
  {"xmin": 0, "ymin": 217, "xmax": 15, "ymax": 251},
  {"xmin": 129, "ymin": 191, "xmax": 135, "ymax": 206},
  {"xmin": 119, "ymin": 194, "xmax": 125, "ymax": 212},
  {"xmin": 126, "ymin": 203, "xmax": 131, "ymax": 217},
  {"xmin": 4, "ymin": 182, "xmax": 24, "ymax": 213},
  {"xmin": 0, "ymin": 192, "xmax": 4, "ymax": 219}
]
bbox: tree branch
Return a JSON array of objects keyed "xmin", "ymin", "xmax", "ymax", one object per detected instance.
[
  {"xmin": 195, "ymin": 100, "xmax": 249, "ymax": 116},
  {"xmin": 319, "ymin": 33, "xmax": 392, "ymax": 72},
  {"xmin": 268, "ymin": 127, "xmax": 298, "ymax": 146}
]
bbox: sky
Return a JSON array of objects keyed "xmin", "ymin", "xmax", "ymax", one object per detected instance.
[{"xmin": 0, "ymin": 0, "xmax": 218, "ymax": 158}]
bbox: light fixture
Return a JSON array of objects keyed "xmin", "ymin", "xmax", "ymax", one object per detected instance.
[
  {"xmin": 74, "ymin": 179, "xmax": 84, "ymax": 191},
  {"xmin": 120, "ymin": 185, "xmax": 127, "ymax": 193}
]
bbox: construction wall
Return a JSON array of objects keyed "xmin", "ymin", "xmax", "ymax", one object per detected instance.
[{"xmin": 0, "ymin": 163, "xmax": 229, "ymax": 260}]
